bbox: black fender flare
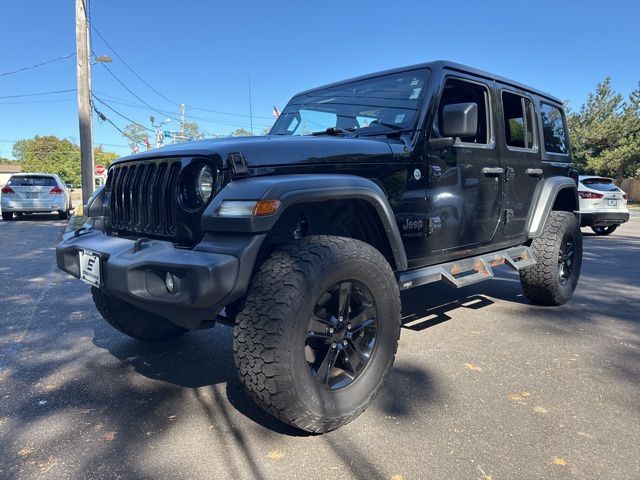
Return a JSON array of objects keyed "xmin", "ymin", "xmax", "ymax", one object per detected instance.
[
  {"xmin": 201, "ymin": 174, "xmax": 408, "ymax": 271},
  {"xmin": 526, "ymin": 177, "xmax": 580, "ymax": 238}
]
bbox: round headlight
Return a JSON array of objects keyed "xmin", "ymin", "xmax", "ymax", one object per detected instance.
[{"xmin": 196, "ymin": 166, "xmax": 214, "ymax": 203}]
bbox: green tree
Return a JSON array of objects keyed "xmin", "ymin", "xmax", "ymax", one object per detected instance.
[
  {"xmin": 13, "ymin": 136, "xmax": 80, "ymax": 185},
  {"xmin": 567, "ymin": 78, "xmax": 640, "ymax": 181},
  {"xmin": 11, "ymin": 136, "xmax": 119, "ymax": 186},
  {"xmin": 182, "ymin": 121, "xmax": 204, "ymax": 141},
  {"xmin": 229, "ymin": 128, "xmax": 253, "ymax": 137},
  {"xmin": 94, "ymin": 145, "xmax": 119, "ymax": 167},
  {"xmin": 123, "ymin": 123, "xmax": 149, "ymax": 149}
]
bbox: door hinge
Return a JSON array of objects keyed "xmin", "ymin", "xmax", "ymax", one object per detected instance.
[
  {"xmin": 427, "ymin": 216, "xmax": 442, "ymax": 235},
  {"xmin": 505, "ymin": 167, "xmax": 515, "ymax": 182},
  {"xmin": 503, "ymin": 209, "xmax": 515, "ymax": 223},
  {"xmin": 227, "ymin": 152, "xmax": 249, "ymax": 179}
]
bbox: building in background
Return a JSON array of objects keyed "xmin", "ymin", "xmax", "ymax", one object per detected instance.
[{"xmin": 0, "ymin": 164, "xmax": 22, "ymax": 187}]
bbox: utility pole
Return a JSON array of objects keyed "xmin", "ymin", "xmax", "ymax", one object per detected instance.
[
  {"xmin": 179, "ymin": 103, "xmax": 185, "ymax": 141},
  {"xmin": 76, "ymin": 0, "xmax": 94, "ymax": 205},
  {"xmin": 248, "ymin": 72, "xmax": 254, "ymax": 135}
]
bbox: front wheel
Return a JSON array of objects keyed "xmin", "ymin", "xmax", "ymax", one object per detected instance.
[
  {"xmin": 520, "ymin": 211, "xmax": 582, "ymax": 306},
  {"xmin": 591, "ymin": 225, "xmax": 618, "ymax": 235},
  {"xmin": 233, "ymin": 236, "xmax": 401, "ymax": 433},
  {"xmin": 1, "ymin": 212, "xmax": 13, "ymax": 221}
]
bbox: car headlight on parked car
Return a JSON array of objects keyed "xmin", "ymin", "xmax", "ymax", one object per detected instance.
[{"xmin": 196, "ymin": 165, "xmax": 214, "ymax": 202}]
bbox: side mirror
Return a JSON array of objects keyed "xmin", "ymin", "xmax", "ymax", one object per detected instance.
[{"xmin": 441, "ymin": 102, "xmax": 478, "ymax": 139}]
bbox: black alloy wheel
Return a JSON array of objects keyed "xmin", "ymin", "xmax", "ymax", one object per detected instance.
[
  {"xmin": 557, "ymin": 237, "xmax": 575, "ymax": 286},
  {"xmin": 305, "ymin": 280, "xmax": 377, "ymax": 390}
]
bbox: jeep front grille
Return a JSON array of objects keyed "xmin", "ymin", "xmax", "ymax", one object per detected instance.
[{"xmin": 107, "ymin": 159, "xmax": 182, "ymax": 239}]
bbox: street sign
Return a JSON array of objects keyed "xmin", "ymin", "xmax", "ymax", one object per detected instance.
[
  {"xmin": 164, "ymin": 131, "xmax": 173, "ymax": 138},
  {"xmin": 95, "ymin": 164, "xmax": 105, "ymax": 175}
]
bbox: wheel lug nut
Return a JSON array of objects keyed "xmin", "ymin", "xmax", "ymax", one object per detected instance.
[
  {"xmin": 343, "ymin": 340, "xmax": 347, "ymax": 345},
  {"xmin": 339, "ymin": 316, "xmax": 343, "ymax": 322},
  {"xmin": 328, "ymin": 327, "xmax": 334, "ymax": 333},
  {"xmin": 331, "ymin": 342, "xmax": 336, "ymax": 348},
  {"xmin": 347, "ymin": 324, "xmax": 351, "ymax": 329}
]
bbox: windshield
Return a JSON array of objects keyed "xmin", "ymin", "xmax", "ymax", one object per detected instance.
[
  {"xmin": 270, "ymin": 69, "xmax": 430, "ymax": 137},
  {"xmin": 8, "ymin": 175, "xmax": 57, "ymax": 187}
]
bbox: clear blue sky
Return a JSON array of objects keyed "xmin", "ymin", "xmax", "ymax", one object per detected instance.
[{"xmin": 1, "ymin": 0, "xmax": 638, "ymax": 159}]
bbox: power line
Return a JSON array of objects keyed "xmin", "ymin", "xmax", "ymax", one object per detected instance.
[
  {"xmin": 93, "ymin": 103, "xmax": 147, "ymax": 147},
  {"xmin": 92, "ymin": 95, "xmax": 272, "ymax": 130},
  {"xmin": 92, "ymin": 94, "xmax": 154, "ymax": 132},
  {"xmin": 0, "ymin": 89, "xmax": 76, "ymax": 99},
  {"xmin": 94, "ymin": 58, "xmax": 177, "ymax": 121},
  {"xmin": 0, "ymin": 99, "xmax": 76, "ymax": 105},
  {"xmin": 0, "ymin": 53, "xmax": 75, "ymax": 77},
  {"xmin": 91, "ymin": 24, "xmax": 273, "ymax": 121},
  {"xmin": 91, "ymin": 24, "xmax": 179, "ymax": 106}
]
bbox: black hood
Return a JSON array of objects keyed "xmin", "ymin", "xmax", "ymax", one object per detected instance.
[{"xmin": 113, "ymin": 135, "xmax": 402, "ymax": 168}]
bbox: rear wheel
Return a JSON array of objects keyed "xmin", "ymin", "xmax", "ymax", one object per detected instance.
[
  {"xmin": 92, "ymin": 287, "xmax": 187, "ymax": 341},
  {"xmin": 591, "ymin": 225, "xmax": 618, "ymax": 235},
  {"xmin": 234, "ymin": 236, "xmax": 401, "ymax": 433},
  {"xmin": 58, "ymin": 209, "xmax": 69, "ymax": 220},
  {"xmin": 1, "ymin": 212, "xmax": 13, "ymax": 221},
  {"xmin": 520, "ymin": 211, "xmax": 582, "ymax": 306}
]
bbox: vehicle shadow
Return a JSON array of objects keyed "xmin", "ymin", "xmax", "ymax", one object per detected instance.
[{"xmin": 91, "ymin": 306, "xmax": 444, "ymax": 439}]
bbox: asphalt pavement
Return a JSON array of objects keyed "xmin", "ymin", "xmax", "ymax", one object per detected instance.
[{"xmin": 0, "ymin": 212, "xmax": 638, "ymax": 479}]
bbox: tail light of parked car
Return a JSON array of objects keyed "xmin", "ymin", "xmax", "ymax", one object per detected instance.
[
  {"xmin": 578, "ymin": 191, "xmax": 604, "ymax": 199},
  {"xmin": 623, "ymin": 194, "xmax": 628, "ymax": 200},
  {"xmin": 50, "ymin": 186, "xmax": 64, "ymax": 194},
  {"xmin": 1, "ymin": 186, "xmax": 14, "ymax": 194}
]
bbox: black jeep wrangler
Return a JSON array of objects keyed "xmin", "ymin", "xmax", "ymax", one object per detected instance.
[{"xmin": 57, "ymin": 61, "xmax": 582, "ymax": 433}]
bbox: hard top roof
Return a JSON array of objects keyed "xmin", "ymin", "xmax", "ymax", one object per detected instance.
[{"xmin": 295, "ymin": 60, "xmax": 563, "ymax": 105}]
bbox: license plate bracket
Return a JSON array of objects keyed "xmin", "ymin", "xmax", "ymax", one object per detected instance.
[
  {"xmin": 26, "ymin": 192, "xmax": 38, "ymax": 199},
  {"xmin": 607, "ymin": 199, "xmax": 617, "ymax": 206},
  {"xmin": 79, "ymin": 249, "xmax": 101, "ymax": 288}
]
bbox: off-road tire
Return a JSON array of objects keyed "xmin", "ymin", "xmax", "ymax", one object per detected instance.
[
  {"xmin": 520, "ymin": 211, "xmax": 582, "ymax": 306},
  {"xmin": 591, "ymin": 225, "xmax": 617, "ymax": 235},
  {"xmin": 233, "ymin": 236, "xmax": 401, "ymax": 433},
  {"xmin": 92, "ymin": 287, "xmax": 187, "ymax": 341},
  {"xmin": 1, "ymin": 212, "xmax": 13, "ymax": 221}
]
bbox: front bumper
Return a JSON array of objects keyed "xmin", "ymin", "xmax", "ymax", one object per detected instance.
[
  {"xmin": 580, "ymin": 211, "xmax": 630, "ymax": 227},
  {"xmin": 56, "ymin": 229, "xmax": 264, "ymax": 329}
]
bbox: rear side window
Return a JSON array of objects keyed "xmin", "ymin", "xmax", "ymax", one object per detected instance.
[
  {"xmin": 581, "ymin": 178, "xmax": 620, "ymax": 192},
  {"xmin": 7, "ymin": 175, "xmax": 57, "ymax": 187},
  {"xmin": 540, "ymin": 103, "xmax": 568, "ymax": 154},
  {"xmin": 502, "ymin": 92, "xmax": 536, "ymax": 149}
]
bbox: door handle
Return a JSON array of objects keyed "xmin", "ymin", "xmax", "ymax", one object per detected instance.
[
  {"xmin": 481, "ymin": 167, "xmax": 504, "ymax": 176},
  {"xmin": 525, "ymin": 168, "xmax": 543, "ymax": 177}
]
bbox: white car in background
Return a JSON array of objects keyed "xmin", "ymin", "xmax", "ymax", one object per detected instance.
[
  {"xmin": 1, "ymin": 173, "xmax": 72, "ymax": 221},
  {"xmin": 578, "ymin": 175, "xmax": 629, "ymax": 235}
]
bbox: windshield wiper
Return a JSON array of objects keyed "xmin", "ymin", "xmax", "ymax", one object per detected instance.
[{"xmin": 310, "ymin": 127, "xmax": 356, "ymax": 137}]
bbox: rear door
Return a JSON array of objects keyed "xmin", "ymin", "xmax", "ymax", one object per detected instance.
[{"xmin": 497, "ymin": 87, "xmax": 542, "ymax": 238}]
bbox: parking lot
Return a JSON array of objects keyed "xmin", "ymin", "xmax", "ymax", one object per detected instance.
[{"xmin": 0, "ymin": 212, "xmax": 638, "ymax": 479}]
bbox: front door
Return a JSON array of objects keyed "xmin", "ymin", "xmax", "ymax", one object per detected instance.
[{"xmin": 425, "ymin": 74, "xmax": 503, "ymax": 255}]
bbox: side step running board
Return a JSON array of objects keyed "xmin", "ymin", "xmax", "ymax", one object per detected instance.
[{"xmin": 397, "ymin": 246, "xmax": 536, "ymax": 291}]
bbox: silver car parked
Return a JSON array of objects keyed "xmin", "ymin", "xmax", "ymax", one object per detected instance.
[{"xmin": 1, "ymin": 173, "xmax": 72, "ymax": 221}]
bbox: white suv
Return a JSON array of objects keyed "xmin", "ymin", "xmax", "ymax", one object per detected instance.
[
  {"xmin": 578, "ymin": 175, "xmax": 629, "ymax": 235},
  {"xmin": 1, "ymin": 173, "xmax": 72, "ymax": 221}
]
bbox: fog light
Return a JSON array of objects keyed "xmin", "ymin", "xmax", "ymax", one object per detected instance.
[{"xmin": 165, "ymin": 272, "xmax": 175, "ymax": 293}]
